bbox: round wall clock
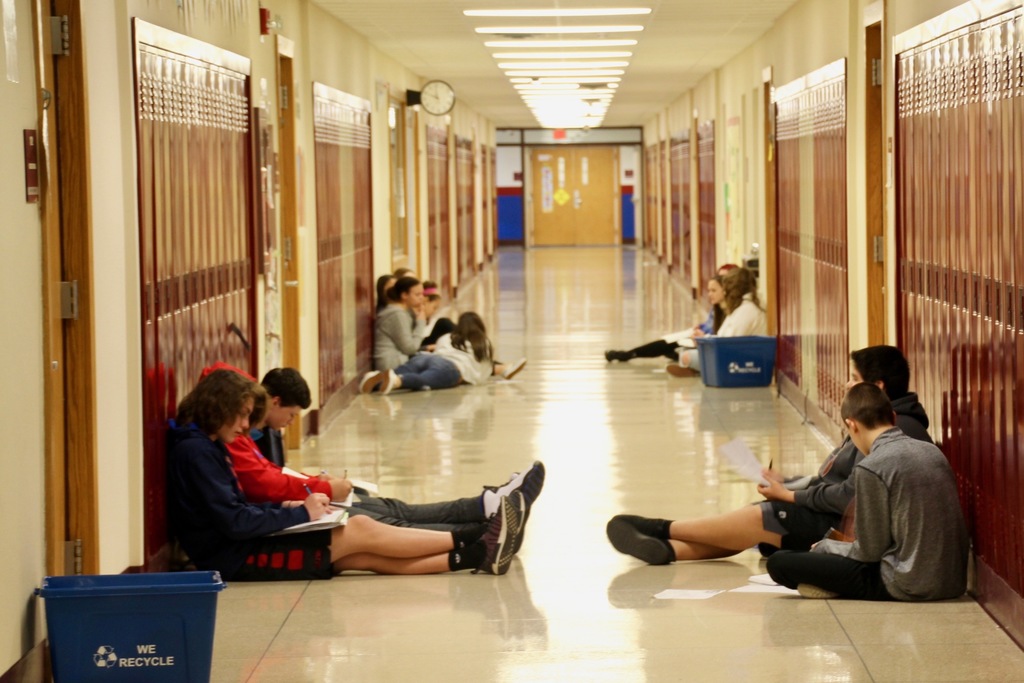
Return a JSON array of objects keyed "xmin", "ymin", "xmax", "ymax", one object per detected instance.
[{"xmin": 420, "ymin": 80, "xmax": 456, "ymax": 116}]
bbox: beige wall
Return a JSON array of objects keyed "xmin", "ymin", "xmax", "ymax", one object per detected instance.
[{"xmin": 0, "ymin": 0, "xmax": 47, "ymax": 667}]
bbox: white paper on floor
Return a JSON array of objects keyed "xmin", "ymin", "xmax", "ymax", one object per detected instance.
[{"xmin": 653, "ymin": 589, "xmax": 725, "ymax": 600}]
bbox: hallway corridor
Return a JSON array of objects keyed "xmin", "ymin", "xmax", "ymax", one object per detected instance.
[{"xmin": 209, "ymin": 248, "xmax": 1024, "ymax": 682}]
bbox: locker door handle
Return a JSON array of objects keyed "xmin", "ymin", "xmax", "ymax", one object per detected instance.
[{"xmin": 284, "ymin": 280, "xmax": 299, "ymax": 287}]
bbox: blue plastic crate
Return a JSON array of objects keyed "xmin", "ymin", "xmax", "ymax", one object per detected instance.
[
  {"xmin": 694, "ymin": 336, "xmax": 777, "ymax": 387},
  {"xmin": 36, "ymin": 571, "xmax": 225, "ymax": 683}
]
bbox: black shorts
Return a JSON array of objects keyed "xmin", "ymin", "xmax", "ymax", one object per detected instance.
[
  {"xmin": 759, "ymin": 501, "xmax": 840, "ymax": 552},
  {"xmin": 232, "ymin": 530, "xmax": 334, "ymax": 581}
]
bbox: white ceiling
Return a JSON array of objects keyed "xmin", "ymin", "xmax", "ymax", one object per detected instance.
[{"xmin": 312, "ymin": 0, "xmax": 800, "ymax": 128}]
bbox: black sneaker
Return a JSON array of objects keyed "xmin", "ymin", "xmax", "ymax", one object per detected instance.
[
  {"xmin": 606, "ymin": 516, "xmax": 675, "ymax": 565},
  {"xmin": 609, "ymin": 514, "xmax": 669, "ymax": 539},
  {"xmin": 475, "ymin": 493, "xmax": 524, "ymax": 575},
  {"xmin": 605, "ymin": 350, "xmax": 631, "ymax": 362},
  {"xmin": 510, "ymin": 488, "xmax": 529, "ymax": 555}
]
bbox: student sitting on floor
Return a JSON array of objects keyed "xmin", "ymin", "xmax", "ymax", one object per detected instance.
[
  {"xmin": 374, "ymin": 275, "xmax": 428, "ymax": 371},
  {"xmin": 362, "ymin": 312, "xmax": 524, "ymax": 394},
  {"xmin": 204, "ymin": 363, "xmax": 545, "ymax": 536},
  {"xmin": 666, "ymin": 266, "xmax": 766, "ymax": 378},
  {"xmin": 166, "ymin": 369, "xmax": 525, "ymax": 580},
  {"xmin": 605, "ymin": 345, "xmax": 932, "ymax": 564},
  {"xmin": 766, "ymin": 382, "xmax": 968, "ymax": 601},
  {"xmin": 604, "ymin": 263, "xmax": 736, "ymax": 364},
  {"xmin": 419, "ymin": 280, "xmax": 456, "ymax": 350}
]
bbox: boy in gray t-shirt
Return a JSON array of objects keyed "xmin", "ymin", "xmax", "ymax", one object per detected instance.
[{"xmin": 766, "ymin": 383, "xmax": 969, "ymax": 601}]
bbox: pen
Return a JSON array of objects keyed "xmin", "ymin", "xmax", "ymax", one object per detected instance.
[
  {"xmin": 768, "ymin": 458, "xmax": 773, "ymax": 470},
  {"xmin": 344, "ymin": 469, "xmax": 348, "ymax": 479},
  {"xmin": 304, "ymin": 484, "xmax": 313, "ymax": 496}
]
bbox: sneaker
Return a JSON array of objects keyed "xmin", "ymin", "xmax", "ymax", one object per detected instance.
[
  {"xmin": 475, "ymin": 494, "xmax": 524, "ymax": 575},
  {"xmin": 379, "ymin": 369, "xmax": 398, "ymax": 395},
  {"xmin": 606, "ymin": 516, "xmax": 675, "ymax": 565},
  {"xmin": 605, "ymin": 350, "xmax": 631, "ymax": 362},
  {"xmin": 360, "ymin": 371, "xmax": 387, "ymax": 394},
  {"xmin": 797, "ymin": 584, "xmax": 840, "ymax": 599},
  {"xmin": 666, "ymin": 363, "xmax": 700, "ymax": 378},
  {"xmin": 609, "ymin": 514, "xmax": 669, "ymax": 540},
  {"xmin": 502, "ymin": 358, "xmax": 527, "ymax": 380},
  {"xmin": 510, "ymin": 490, "xmax": 529, "ymax": 555},
  {"xmin": 487, "ymin": 461, "xmax": 546, "ymax": 505}
]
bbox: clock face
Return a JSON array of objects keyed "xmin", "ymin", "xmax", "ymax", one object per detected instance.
[{"xmin": 420, "ymin": 80, "xmax": 456, "ymax": 116}]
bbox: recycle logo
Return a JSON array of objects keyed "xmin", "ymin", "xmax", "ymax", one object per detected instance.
[{"xmin": 93, "ymin": 645, "xmax": 118, "ymax": 668}]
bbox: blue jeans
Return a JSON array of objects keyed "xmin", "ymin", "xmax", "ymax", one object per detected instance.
[{"xmin": 395, "ymin": 354, "xmax": 462, "ymax": 390}]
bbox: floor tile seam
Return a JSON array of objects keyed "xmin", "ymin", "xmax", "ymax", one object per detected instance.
[
  {"xmin": 242, "ymin": 581, "xmax": 316, "ymax": 683},
  {"xmin": 828, "ymin": 599, "xmax": 879, "ymax": 683}
]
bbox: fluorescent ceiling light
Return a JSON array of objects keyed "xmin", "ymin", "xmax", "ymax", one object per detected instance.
[
  {"xmin": 533, "ymin": 76, "xmax": 621, "ymax": 83},
  {"xmin": 509, "ymin": 78, "xmax": 534, "ymax": 83},
  {"xmin": 498, "ymin": 61, "xmax": 629, "ymax": 69},
  {"xmin": 493, "ymin": 51, "xmax": 633, "ymax": 59},
  {"xmin": 513, "ymin": 83, "xmax": 581, "ymax": 90},
  {"xmin": 608, "ymin": 83, "xmax": 619, "ymax": 88},
  {"xmin": 484, "ymin": 39, "xmax": 637, "ymax": 48},
  {"xmin": 465, "ymin": 8, "xmax": 651, "ymax": 17},
  {"xmin": 475, "ymin": 25, "xmax": 644, "ymax": 34},
  {"xmin": 505, "ymin": 69, "xmax": 624, "ymax": 77}
]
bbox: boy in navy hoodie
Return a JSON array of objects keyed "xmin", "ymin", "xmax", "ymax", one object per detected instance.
[{"xmin": 166, "ymin": 369, "xmax": 523, "ymax": 580}]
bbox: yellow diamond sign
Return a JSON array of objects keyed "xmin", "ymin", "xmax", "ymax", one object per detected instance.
[{"xmin": 553, "ymin": 188, "xmax": 571, "ymax": 206}]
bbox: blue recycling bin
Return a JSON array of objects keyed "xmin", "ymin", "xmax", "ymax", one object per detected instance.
[
  {"xmin": 36, "ymin": 571, "xmax": 225, "ymax": 683},
  {"xmin": 695, "ymin": 336, "xmax": 777, "ymax": 387}
]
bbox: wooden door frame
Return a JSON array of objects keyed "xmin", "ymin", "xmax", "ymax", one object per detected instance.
[
  {"xmin": 37, "ymin": 0, "xmax": 99, "ymax": 575},
  {"xmin": 763, "ymin": 79, "xmax": 778, "ymax": 337},
  {"xmin": 276, "ymin": 37, "xmax": 302, "ymax": 450},
  {"xmin": 865, "ymin": 21, "xmax": 886, "ymax": 345}
]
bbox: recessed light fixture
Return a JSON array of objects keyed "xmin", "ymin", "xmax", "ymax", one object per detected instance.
[
  {"xmin": 513, "ymin": 83, "xmax": 581, "ymax": 90},
  {"xmin": 493, "ymin": 51, "xmax": 633, "ymax": 59},
  {"xmin": 533, "ymin": 76, "xmax": 621, "ymax": 83},
  {"xmin": 505, "ymin": 69, "xmax": 624, "ymax": 77},
  {"xmin": 465, "ymin": 8, "xmax": 651, "ymax": 17},
  {"xmin": 484, "ymin": 39, "xmax": 637, "ymax": 48},
  {"xmin": 498, "ymin": 61, "xmax": 629, "ymax": 70},
  {"xmin": 475, "ymin": 25, "xmax": 644, "ymax": 34}
]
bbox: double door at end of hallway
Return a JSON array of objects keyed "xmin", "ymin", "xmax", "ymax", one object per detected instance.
[{"xmin": 528, "ymin": 146, "xmax": 620, "ymax": 246}]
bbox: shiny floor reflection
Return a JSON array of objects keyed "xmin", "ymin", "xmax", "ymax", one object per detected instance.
[{"xmin": 211, "ymin": 248, "xmax": 1024, "ymax": 682}]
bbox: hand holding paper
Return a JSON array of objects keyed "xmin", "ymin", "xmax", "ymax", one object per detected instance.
[{"xmin": 718, "ymin": 438, "xmax": 770, "ymax": 487}]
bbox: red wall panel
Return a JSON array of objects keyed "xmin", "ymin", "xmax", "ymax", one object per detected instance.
[
  {"xmin": 456, "ymin": 137, "xmax": 475, "ymax": 285},
  {"xmin": 774, "ymin": 63, "xmax": 849, "ymax": 427},
  {"xmin": 313, "ymin": 84, "xmax": 373, "ymax": 408},
  {"xmin": 135, "ymin": 36, "xmax": 254, "ymax": 568},
  {"xmin": 896, "ymin": 8, "xmax": 1024, "ymax": 638},
  {"xmin": 697, "ymin": 122, "xmax": 716, "ymax": 288},
  {"xmin": 427, "ymin": 126, "xmax": 451, "ymax": 295}
]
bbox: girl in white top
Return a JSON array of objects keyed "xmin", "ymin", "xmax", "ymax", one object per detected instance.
[
  {"xmin": 361, "ymin": 312, "xmax": 497, "ymax": 393},
  {"xmin": 668, "ymin": 267, "xmax": 767, "ymax": 377}
]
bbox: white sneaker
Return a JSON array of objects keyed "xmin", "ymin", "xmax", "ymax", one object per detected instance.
[
  {"xmin": 360, "ymin": 371, "xmax": 384, "ymax": 394},
  {"xmin": 502, "ymin": 358, "xmax": 527, "ymax": 380},
  {"xmin": 380, "ymin": 369, "xmax": 399, "ymax": 395}
]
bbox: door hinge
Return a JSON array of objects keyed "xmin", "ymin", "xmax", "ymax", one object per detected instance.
[
  {"xmin": 64, "ymin": 539, "xmax": 83, "ymax": 575},
  {"xmin": 871, "ymin": 58, "xmax": 882, "ymax": 87},
  {"xmin": 60, "ymin": 281, "xmax": 79, "ymax": 320},
  {"xmin": 873, "ymin": 235, "xmax": 884, "ymax": 263},
  {"xmin": 280, "ymin": 85, "xmax": 289, "ymax": 111},
  {"xmin": 50, "ymin": 15, "xmax": 70, "ymax": 56}
]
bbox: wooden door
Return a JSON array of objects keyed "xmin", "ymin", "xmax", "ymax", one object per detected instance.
[
  {"xmin": 530, "ymin": 147, "xmax": 576, "ymax": 245},
  {"xmin": 574, "ymin": 146, "xmax": 619, "ymax": 244},
  {"xmin": 531, "ymin": 146, "xmax": 619, "ymax": 245}
]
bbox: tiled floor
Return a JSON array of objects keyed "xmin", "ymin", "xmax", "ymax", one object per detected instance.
[{"xmin": 211, "ymin": 247, "xmax": 1024, "ymax": 682}]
